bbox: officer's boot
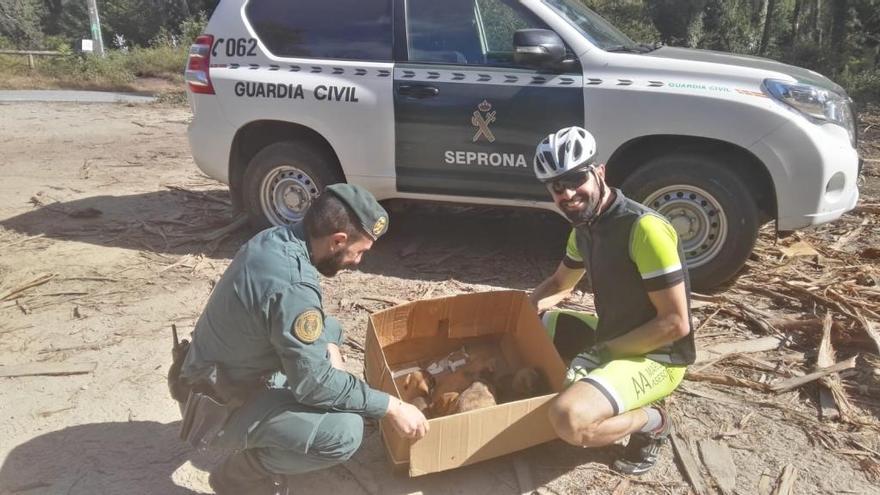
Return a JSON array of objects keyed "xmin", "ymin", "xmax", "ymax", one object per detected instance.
[{"xmin": 209, "ymin": 450, "xmax": 289, "ymax": 495}]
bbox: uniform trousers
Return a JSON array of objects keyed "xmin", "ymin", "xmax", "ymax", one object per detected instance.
[{"xmin": 210, "ymin": 374, "xmax": 364, "ymax": 475}]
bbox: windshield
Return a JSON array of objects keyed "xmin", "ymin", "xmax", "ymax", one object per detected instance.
[{"xmin": 542, "ymin": 0, "xmax": 638, "ymax": 51}]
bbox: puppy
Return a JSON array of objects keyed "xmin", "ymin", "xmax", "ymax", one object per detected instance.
[
  {"xmin": 454, "ymin": 380, "xmax": 497, "ymax": 413},
  {"xmin": 396, "ymin": 369, "xmax": 433, "ymax": 413},
  {"xmin": 429, "ymin": 391, "xmax": 461, "ymax": 418},
  {"xmin": 497, "ymin": 367, "xmax": 549, "ymax": 403}
]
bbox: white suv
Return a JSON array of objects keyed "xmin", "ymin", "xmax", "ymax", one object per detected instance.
[{"xmin": 185, "ymin": 0, "xmax": 861, "ymax": 289}]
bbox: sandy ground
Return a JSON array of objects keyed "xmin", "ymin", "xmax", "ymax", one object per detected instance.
[{"xmin": 0, "ymin": 102, "xmax": 878, "ymax": 495}]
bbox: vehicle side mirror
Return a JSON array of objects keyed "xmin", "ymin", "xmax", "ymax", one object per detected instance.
[{"xmin": 514, "ymin": 29, "xmax": 566, "ymax": 68}]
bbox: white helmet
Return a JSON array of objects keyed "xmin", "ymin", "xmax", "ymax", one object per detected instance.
[{"xmin": 533, "ymin": 126, "xmax": 598, "ymax": 183}]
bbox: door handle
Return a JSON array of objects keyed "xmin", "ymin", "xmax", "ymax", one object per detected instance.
[{"xmin": 398, "ymin": 85, "xmax": 439, "ymax": 99}]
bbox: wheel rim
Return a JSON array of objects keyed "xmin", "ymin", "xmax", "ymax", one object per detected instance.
[
  {"xmin": 259, "ymin": 165, "xmax": 320, "ymax": 226},
  {"xmin": 643, "ymin": 185, "xmax": 727, "ymax": 268}
]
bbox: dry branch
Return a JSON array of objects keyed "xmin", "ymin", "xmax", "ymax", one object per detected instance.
[
  {"xmin": 0, "ymin": 361, "xmax": 96, "ymax": 378},
  {"xmin": 695, "ymin": 336, "xmax": 783, "ymax": 365},
  {"xmin": 770, "ymin": 356, "xmax": 858, "ymax": 393},
  {"xmin": 686, "ymin": 371, "xmax": 771, "ymax": 392},
  {"xmin": 0, "ymin": 274, "xmax": 55, "ymax": 302}
]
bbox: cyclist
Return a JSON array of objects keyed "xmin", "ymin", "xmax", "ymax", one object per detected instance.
[{"xmin": 530, "ymin": 127, "xmax": 695, "ymax": 475}]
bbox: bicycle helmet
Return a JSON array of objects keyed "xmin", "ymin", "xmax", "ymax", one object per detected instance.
[{"xmin": 533, "ymin": 126, "xmax": 598, "ymax": 183}]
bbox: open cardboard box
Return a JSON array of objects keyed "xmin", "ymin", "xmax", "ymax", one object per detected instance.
[{"xmin": 364, "ymin": 290, "xmax": 567, "ymax": 477}]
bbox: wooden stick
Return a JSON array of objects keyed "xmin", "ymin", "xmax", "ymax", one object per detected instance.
[
  {"xmin": 772, "ymin": 464, "xmax": 798, "ymax": 495},
  {"xmin": 686, "ymin": 371, "xmax": 771, "ymax": 392},
  {"xmin": 669, "ymin": 425, "xmax": 709, "ymax": 495},
  {"xmin": 695, "ymin": 336, "xmax": 783, "ymax": 365},
  {"xmin": 0, "ymin": 361, "xmax": 96, "ymax": 378},
  {"xmin": 610, "ymin": 479, "xmax": 630, "ymax": 495},
  {"xmin": 3, "ymin": 233, "xmax": 45, "ymax": 248},
  {"xmin": 0, "ymin": 274, "xmax": 56, "ymax": 302},
  {"xmin": 770, "ymin": 356, "xmax": 858, "ymax": 393},
  {"xmin": 816, "ymin": 313, "xmax": 842, "ymax": 420},
  {"xmin": 698, "ymin": 439, "xmax": 736, "ymax": 495}
]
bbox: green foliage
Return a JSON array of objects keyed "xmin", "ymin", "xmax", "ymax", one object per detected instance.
[
  {"xmin": 40, "ymin": 52, "xmax": 137, "ymax": 87},
  {"xmin": 839, "ymin": 69, "xmax": 880, "ymax": 109},
  {"xmin": 124, "ymin": 45, "xmax": 188, "ymax": 78},
  {"xmin": 179, "ymin": 11, "xmax": 209, "ymax": 44},
  {"xmin": 0, "ymin": 0, "xmax": 45, "ymax": 49}
]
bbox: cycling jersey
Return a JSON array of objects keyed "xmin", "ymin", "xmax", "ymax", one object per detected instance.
[{"xmin": 561, "ymin": 188, "xmax": 696, "ymax": 365}]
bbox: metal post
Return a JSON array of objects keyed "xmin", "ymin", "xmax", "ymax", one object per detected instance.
[
  {"xmin": 86, "ymin": 0, "xmax": 106, "ymax": 57},
  {"xmin": 27, "ymin": 53, "xmax": 34, "ymax": 69}
]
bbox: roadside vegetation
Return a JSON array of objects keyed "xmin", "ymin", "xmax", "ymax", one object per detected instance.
[{"xmin": 0, "ymin": 0, "xmax": 877, "ymax": 107}]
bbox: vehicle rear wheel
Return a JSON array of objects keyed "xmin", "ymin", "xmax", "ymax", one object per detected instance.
[
  {"xmin": 242, "ymin": 141, "xmax": 342, "ymax": 229},
  {"xmin": 620, "ymin": 152, "xmax": 761, "ymax": 291}
]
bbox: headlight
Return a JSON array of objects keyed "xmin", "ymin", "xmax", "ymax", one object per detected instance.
[{"xmin": 764, "ymin": 79, "xmax": 856, "ymax": 147}]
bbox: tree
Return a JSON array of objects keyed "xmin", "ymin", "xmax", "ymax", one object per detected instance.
[
  {"xmin": 759, "ymin": 0, "xmax": 777, "ymax": 54},
  {"xmin": 0, "ymin": 0, "xmax": 44, "ymax": 48}
]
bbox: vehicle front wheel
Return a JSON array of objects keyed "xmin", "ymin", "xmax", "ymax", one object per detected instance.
[
  {"xmin": 242, "ymin": 141, "xmax": 342, "ymax": 229},
  {"xmin": 620, "ymin": 153, "xmax": 761, "ymax": 291}
]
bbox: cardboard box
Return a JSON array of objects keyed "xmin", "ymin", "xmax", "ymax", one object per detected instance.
[{"xmin": 364, "ymin": 290, "xmax": 566, "ymax": 476}]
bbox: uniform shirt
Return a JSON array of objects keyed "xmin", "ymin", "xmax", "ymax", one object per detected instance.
[
  {"xmin": 181, "ymin": 223, "xmax": 390, "ymax": 418},
  {"xmin": 562, "ymin": 188, "xmax": 696, "ymax": 365}
]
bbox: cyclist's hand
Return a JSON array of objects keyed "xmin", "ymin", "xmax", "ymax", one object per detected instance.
[{"xmin": 564, "ymin": 346, "xmax": 606, "ymax": 386}]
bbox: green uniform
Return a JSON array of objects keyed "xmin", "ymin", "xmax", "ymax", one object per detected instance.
[
  {"xmin": 543, "ymin": 189, "xmax": 694, "ymax": 415},
  {"xmin": 181, "ymin": 223, "xmax": 389, "ymax": 475}
]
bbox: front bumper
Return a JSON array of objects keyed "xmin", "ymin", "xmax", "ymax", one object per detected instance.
[{"xmin": 749, "ymin": 118, "xmax": 860, "ymax": 231}]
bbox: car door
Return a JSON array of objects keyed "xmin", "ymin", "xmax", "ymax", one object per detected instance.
[{"xmin": 393, "ymin": 0, "xmax": 584, "ymax": 201}]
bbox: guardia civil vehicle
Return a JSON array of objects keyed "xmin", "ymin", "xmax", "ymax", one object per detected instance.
[{"xmin": 185, "ymin": 0, "xmax": 861, "ymax": 289}]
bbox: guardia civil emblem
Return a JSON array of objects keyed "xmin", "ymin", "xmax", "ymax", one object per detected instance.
[
  {"xmin": 372, "ymin": 216, "xmax": 387, "ymax": 237},
  {"xmin": 293, "ymin": 309, "xmax": 323, "ymax": 343},
  {"xmin": 471, "ymin": 100, "xmax": 496, "ymax": 143}
]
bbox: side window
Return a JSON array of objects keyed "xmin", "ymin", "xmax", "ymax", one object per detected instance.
[
  {"xmin": 406, "ymin": 0, "xmax": 482, "ymax": 64},
  {"xmin": 245, "ymin": 0, "xmax": 392, "ymax": 61},
  {"xmin": 477, "ymin": 0, "xmax": 540, "ymax": 65},
  {"xmin": 406, "ymin": 0, "xmax": 551, "ymax": 67}
]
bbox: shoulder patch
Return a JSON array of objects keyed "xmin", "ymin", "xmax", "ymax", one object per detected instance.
[{"xmin": 293, "ymin": 309, "xmax": 323, "ymax": 343}]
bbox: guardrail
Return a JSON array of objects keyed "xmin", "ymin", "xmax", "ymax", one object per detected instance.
[{"xmin": 0, "ymin": 50, "xmax": 65, "ymax": 69}]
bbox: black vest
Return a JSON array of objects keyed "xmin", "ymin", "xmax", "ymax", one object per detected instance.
[{"xmin": 574, "ymin": 189, "xmax": 696, "ymax": 365}]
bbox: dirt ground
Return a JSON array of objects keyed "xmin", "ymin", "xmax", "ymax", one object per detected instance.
[{"xmin": 0, "ymin": 101, "xmax": 878, "ymax": 495}]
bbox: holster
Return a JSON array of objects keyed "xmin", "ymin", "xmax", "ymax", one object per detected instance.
[{"xmin": 179, "ymin": 388, "xmax": 231, "ymax": 450}]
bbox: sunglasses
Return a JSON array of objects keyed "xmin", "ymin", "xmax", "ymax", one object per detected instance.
[{"xmin": 547, "ymin": 170, "xmax": 591, "ymax": 195}]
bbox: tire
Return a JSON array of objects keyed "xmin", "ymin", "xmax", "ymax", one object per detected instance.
[
  {"xmin": 620, "ymin": 152, "xmax": 760, "ymax": 291},
  {"xmin": 242, "ymin": 141, "xmax": 343, "ymax": 229}
]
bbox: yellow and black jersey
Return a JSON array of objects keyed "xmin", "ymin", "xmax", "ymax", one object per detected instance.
[{"xmin": 563, "ymin": 189, "xmax": 696, "ymax": 365}]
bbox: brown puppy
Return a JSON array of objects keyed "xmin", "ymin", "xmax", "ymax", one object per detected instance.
[
  {"xmin": 454, "ymin": 380, "xmax": 497, "ymax": 413},
  {"xmin": 497, "ymin": 367, "xmax": 549, "ymax": 403},
  {"xmin": 396, "ymin": 370, "xmax": 433, "ymax": 413},
  {"xmin": 429, "ymin": 391, "xmax": 461, "ymax": 418}
]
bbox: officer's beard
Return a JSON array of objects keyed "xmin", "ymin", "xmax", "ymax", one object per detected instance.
[
  {"xmin": 314, "ymin": 248, "xmax": 351, "ymax": 277},
  {"xmin": 315, "ymin": 248, "xmax": 357, "ymax": 277}
]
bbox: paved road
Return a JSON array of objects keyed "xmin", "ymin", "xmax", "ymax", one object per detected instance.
[{"xmin": 0, "ymin": 90, "xmax": 156, "ymax": 104}]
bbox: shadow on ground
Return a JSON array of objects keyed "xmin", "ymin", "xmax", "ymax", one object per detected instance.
[
  {"xmin": 0, "ymin": 191, "xmax": 571, "ymax": 290},
  {"xmin": 0, "ymin": 420, "xmax": 212, "ymax": 495}
]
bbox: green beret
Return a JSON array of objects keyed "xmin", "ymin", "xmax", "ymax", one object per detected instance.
[{"xmin": 325, "ymin": 184, "xmax": 389, "ymax": 240}]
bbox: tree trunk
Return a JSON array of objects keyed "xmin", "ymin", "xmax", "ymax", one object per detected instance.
[
  {"xmin": 791, "ymin": 0, "xmax": 802, "ymax": 43},
  {"xmin": 829, "ymin": 0, "xmax": 848, "ymax": 73},
  {"xmin": 759, "ymin": 0, "xmax": 777, "ymax": 55}
]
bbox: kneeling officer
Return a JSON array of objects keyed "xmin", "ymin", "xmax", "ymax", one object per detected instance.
[{"xmin": 171, "ymin": 184, "xmax": 428, "ymax": 494}]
